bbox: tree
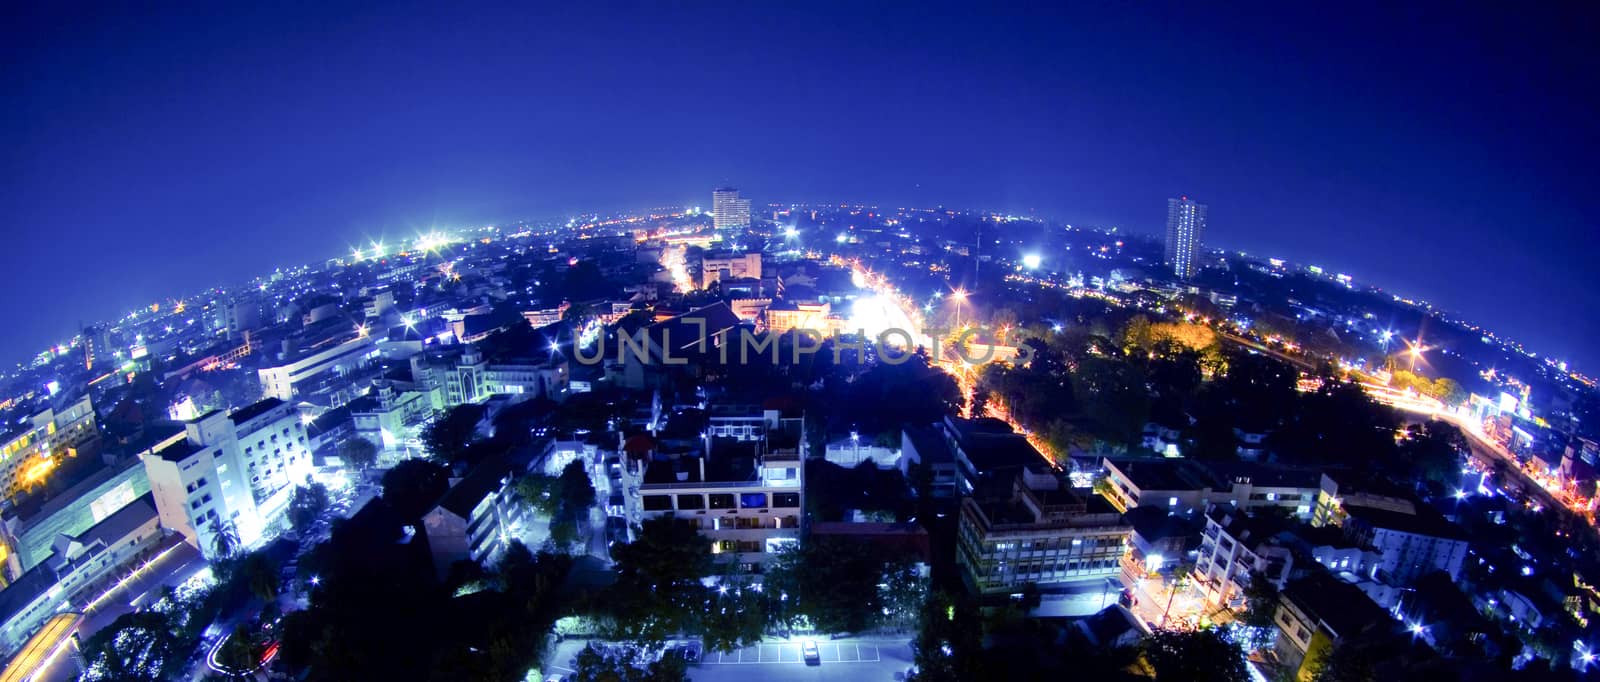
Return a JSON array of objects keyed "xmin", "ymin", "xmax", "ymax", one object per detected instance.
[
  {"xmin": 1142, "ymin": 628, "xmax": 1249, "ymax": 682},
  {"xmin": 215, "ymin": 622, "xmax": 267, "ymax": 674},
  {"xmin": 605, "ymin": 517, "xmax": 713, "ymax": 646},
  {"xmin": 423, "ymin": 404, "xmax": 484, "ymax": 463},
  {"xmin": 80, "ymin": 611, "xmax": 185, "ymax": 682},
  {"xmin": 765, "ymin": 537, "xmax": 899, "ymax": 635},
  {"xmin": 571, "ymin": 643, "xmax": 688, "ymax": 682},
  {"xmin": 337, "ymin": 437, "xmax": 379, "ymax": 471},
  {"xmin": 1239, "ymin": 578, "xmax": 1281, "ymax": 630},
  {"xmin": 236, "ymin": 551, "xmax": 281, "ymax": 603},
  {"xmin": 911, "ymin": 590, "xmax": 983, "ymax": 681},
  {"xmin": 209, "ymin": 518, "xmax": 239, "ymax": 560},
  {"xmin": 381, "ymin": 458, "xmax": 450, "ymax": 522},
  {"xmin": 289, "ymin": 482, "xmax": 330, "ymax": 531}
]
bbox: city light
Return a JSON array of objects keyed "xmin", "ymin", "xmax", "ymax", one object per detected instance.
[
  {"xmin": 1021, "ymin": 253, "xmax": 1042, "ymax": 269},
  {"xmin": 784, "ymin": 226, "xmax": 798, "ymax": 239}
]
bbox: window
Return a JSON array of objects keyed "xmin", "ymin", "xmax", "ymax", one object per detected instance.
[
  {"xmin": 739, "ymin": 493, "xmax": 767, "ymax": 509},
  {"xmin": 772, "ymin": 492, "xmax": 800, "ymax": 508},
  {"xmin": 641, "ymin": 495, "xmax": 673, "ymax": 511},
  {"xmin": 677, "ymin": 494, "xmax": 705, "ymax": 510},
  {"xmin": 708, "ymin": 494, "xmax": 735, "ymax": 510}
]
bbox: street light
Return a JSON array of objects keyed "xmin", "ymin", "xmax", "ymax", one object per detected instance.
[{"xmin": 951, "ymin": 289, "xmax": 968, "ymax": 330}]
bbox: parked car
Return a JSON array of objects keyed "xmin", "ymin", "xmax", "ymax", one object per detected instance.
[{"xmin": 802, "ymin": 640, "xmax": 820, "ymax": 665}]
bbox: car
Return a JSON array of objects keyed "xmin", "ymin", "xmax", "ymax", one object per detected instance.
[
  {"xmin": 679, "ymin": 643, "xmax": 700, "ymax": 663},
  {"xmin": 544, "ymin": 675, "xmax": 567, "ymax": 682},
  {"xmin": 802, "ymin": 639, "xmax": 820, "ymax": 665}
]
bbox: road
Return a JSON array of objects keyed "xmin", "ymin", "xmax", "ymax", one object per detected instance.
[{"xmin": 546, "ymin": 637, "xmax": 913, "ymax": 682}]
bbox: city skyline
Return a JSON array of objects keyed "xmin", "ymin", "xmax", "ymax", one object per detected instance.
[{"xmin": 5, "ymin": 4, "xmax": 1597, "ymax": 374}]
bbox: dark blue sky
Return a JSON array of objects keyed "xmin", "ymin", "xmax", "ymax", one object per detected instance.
[{"xmin": 4, "ymin": 3, "xmax": 1598, "ymax": 371}]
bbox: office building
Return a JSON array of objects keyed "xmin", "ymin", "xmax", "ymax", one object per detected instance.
[
  {"xmin": 141, "ymin": 400, "xmax": 307, "ymax": 560},
  {"xmin": 1164, "ymin": 196, "xmax": 1206, "ymax": 280},
  {"xmin": 0, "ymin": 494, "xmax": 169, "ymax": 658},
  {"xmin": 700, "ymin": 251, "xmax": 762, "ymax": 289},
  {"xmin": 956, "ymin": 474, "xmax": 1130, "ymax": 613},
  {"xmin": 712, "ymin": 187, "xmax": 751, "ymax": 230},
  {"xmin": 256, "ymin": 330, "xmax": 378, "ymax": 402}
]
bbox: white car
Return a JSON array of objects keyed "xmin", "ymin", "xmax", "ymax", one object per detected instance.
[{"xmin": 801, "ymin": 640, "xmax": 820, "ymax": 665}]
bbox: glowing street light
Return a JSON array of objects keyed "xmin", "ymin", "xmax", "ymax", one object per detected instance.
[
  {"xmin": 951, "ymin": 289, "xmax": 968, "ymax": 329},
  {"xmin": 1406, "ymin": 338, "xmax": 1426, "ymax": 371},
  {"xmin": 1021, "ymin": 253, "xmax": 1042, "ymax": 269},
  {"xmin": 784, "ymin": 226, "xmax": 799, "ymax": 239}
]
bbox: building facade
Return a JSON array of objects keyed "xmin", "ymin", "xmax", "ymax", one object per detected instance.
[
  {"xmin": 956, "ymin": 477, "xmax": 1131, "ymax": 600},
  {"xmin": 1164, "ymin": 196, "xmax": 1206, "ymax": 280},
  {"xmin": 712, "ymin": 187, "xmax": 751, "ymax": 231}
]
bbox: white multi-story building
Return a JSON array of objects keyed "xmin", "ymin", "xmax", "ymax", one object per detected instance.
[
  {"xmin": 1340, "ymin": 504, "xmax": 1468, "ymax": 585},
  {"xmin": 257, "ymin": 334, "xmax": 378, "ymax": 402},
  {"xmin": 1164, "ymin": 196, "xmax": 1206, "ymax": 280},
  {"xmin": 442, "ymin": 347, "xmax": 568, "ymax": 405},
  {"xmin": 634, "ymin": 437, "xmax": 803, "ymax": 571},
  {"xmin": 1194, "ymin": 506, "xmax": 1295, "ymax": 610},
  {"xmin": 700, "ymin": 252, "xmax": 762, "ymax": 289},
  {"xmin": 228, "ymin": 398, "xmax": 313, "ymax": 508},
  {"xmin": 712, "ymin": 187, "xmax": 751, "ymax": 231},
  {"xmin": 142, "ymin": 399, "xmax": 309, "ymax": 559}
]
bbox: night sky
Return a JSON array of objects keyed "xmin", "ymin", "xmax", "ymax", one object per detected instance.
[{"xmin": 4, "ymin": 3, "xmax": 1598, "ymax": 371}]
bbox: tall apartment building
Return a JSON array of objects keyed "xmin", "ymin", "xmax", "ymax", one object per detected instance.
[
  {"xmin": 1164, "ymin": 196, "xmax": 1206, "ymax": 280},
  {"xmin": 712, "ymin": 187, "xmax": 751, "ymax": 231},
  {"xmin": 142, "ymin": 398, "xmax": 308, "ymax": 559},
  {"xmin": 956, "ymin": 475, "xmax": 1131, "ymax": 612}
]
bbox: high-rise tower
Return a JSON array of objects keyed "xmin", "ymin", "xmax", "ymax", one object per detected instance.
[{"xmin": 1164, "ymin": 196, "xmax": 1207, "ymax": 280}]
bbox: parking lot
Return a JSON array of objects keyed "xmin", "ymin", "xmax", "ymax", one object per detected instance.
[
  {"xmin": 547, "ymin": 637, "xmax": 913, "ymax": 682},
  {"xmin": 702, "ymin": 641, "xmax": 881, "ymax": 665}
]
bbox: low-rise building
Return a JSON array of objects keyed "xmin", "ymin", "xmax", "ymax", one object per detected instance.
[
  {"xmin": 634, "ymin": 438, "xmax": 803, "ymax": 571},
  {"xmin": 257, "ymin": 328, "xmax": 378, "ymax": 402},
  {"xmin": 1099, "ymin": 458, "xmax": 1320, "ymax": 519},
  {"xmin": 422, "ymin": 441, "xmax": 549, "ymax": 576},
  {"xmin": 0, "ymin": 494, "xmax": 170, "ymax": 657},
  {"xmin": 1340, "ymin": 504, "xmax": 1468, "ymax": 585},
  {"xmin": 1273, "ymin": 572, "xmax": 1393, "ymax": 678}
]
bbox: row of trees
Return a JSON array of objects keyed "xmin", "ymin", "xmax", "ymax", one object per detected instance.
[{"xmin": 597, "ymin": 517, "xmax": 926, "ymax": 653}]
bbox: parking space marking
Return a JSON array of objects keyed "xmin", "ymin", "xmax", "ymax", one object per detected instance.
[{"xmin": 698, "ymin": 642, "xmax": 882, "ymax": 665}]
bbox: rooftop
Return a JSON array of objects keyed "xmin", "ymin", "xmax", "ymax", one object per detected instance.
[
  {"xmin": 228, "ymin": 397, "xmax": 286, "ymax": 425},
  {"xmin": 1343, "ymin": 503, "xmax": 1467, "ymax": 540},
  {"xmin": 1107, "ymin": 457, "xmax": 1218, "ymax": 492},
  {"xmin": 1281, "ymin": 571, "xmax": 1391, "ymax": 640}
]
